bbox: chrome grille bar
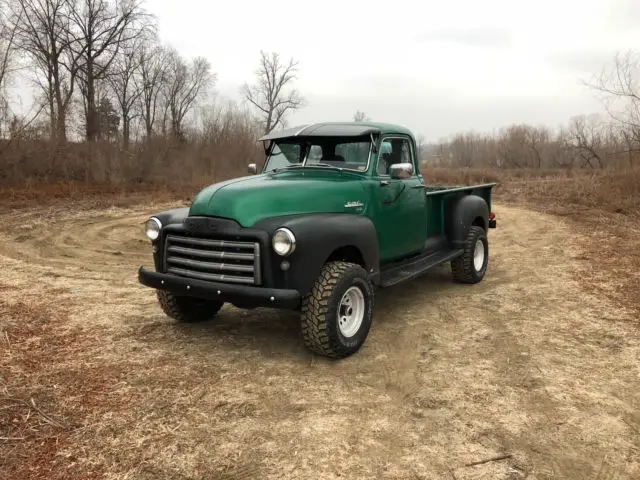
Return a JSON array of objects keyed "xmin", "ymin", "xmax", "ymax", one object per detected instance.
[{"xmin": 164, "ymin": 234, "xmax": 261, "ymax": 285}]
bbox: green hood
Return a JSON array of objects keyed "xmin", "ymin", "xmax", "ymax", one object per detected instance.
[{"xmin": 188, "ymin": 170, "xmax": 367, "ymax": 227}]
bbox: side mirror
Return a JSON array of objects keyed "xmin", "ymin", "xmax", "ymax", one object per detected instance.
[
  {"xmin": 248, "ymin": 163, "xmax": 257, "ymax": 174},
  {"xmin": 389, "ymin": 162, "xmax": 414, "ymax": 179}
]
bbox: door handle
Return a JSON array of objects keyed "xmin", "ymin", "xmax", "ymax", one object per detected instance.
[{"xmin": 380, "ymin": 180, "xmax": 389, "ymax": 187}]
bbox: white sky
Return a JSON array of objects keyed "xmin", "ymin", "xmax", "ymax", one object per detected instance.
[
  {"xmin": 7, "ymin": 0, "xmax": 638, "ymax": 141},
  {"xmin": 148, "ymin": 0, "xmax": 639, "ymax": 141}
]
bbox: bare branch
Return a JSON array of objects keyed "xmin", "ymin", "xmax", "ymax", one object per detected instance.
[
  {"xmin": 242, "ymin": 50, "xmax": 305, "ymax": 134},
  {"xmin": 69, "ymin": 0, "xmax": 152, "ymax": 141},
  {"xmin": 163, "ymin": 47, "xmax": 214, "ymax": 140}
]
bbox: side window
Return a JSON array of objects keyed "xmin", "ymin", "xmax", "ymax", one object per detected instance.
[
  {"xmin": 401, "ymin": 141, "xmax": 412, "ymax": 164},
  {"xmin": 376, "ymin": 137, "xmax": 414, "ymax": 176}
]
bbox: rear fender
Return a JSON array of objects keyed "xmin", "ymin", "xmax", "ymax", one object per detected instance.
[{"xmin": 446, "ymin": 195, "xmax": 489, "ymax": 248}]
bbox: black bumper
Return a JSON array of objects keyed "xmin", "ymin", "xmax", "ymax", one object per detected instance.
[{"xmin": 138, "ymin": 266, "xmax": 301, "ymax": 310}]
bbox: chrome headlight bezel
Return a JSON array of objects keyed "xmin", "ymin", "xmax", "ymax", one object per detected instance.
[
  {"xmin": 272, "ymin": 227, "xmax": 296, "ymax": 256},
  {"xmin": 145, "ymin": 217, "xmax": 162, "ymax": 241}
]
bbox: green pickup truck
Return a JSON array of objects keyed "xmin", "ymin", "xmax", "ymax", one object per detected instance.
[{"xmin": 138, "ymin": 122, "xmax": 497, "ymax": 358}]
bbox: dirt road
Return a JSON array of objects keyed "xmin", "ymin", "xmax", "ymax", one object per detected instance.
[{"xmin": 1, "ymin": 201, "xmax": 638, "ymax": 479}]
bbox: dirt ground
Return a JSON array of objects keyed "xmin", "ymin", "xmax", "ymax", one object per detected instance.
[{"xmin": 1, "ymin": 200, "xmax": 638, "ymax": 479}]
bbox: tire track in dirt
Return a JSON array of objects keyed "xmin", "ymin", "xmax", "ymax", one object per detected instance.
[{"xmin": 1, "ymin": 202, "xmax": 638, "ymax": 479}]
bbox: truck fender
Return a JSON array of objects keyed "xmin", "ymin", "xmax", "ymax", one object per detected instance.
[
  {"xmin": 151, "ymin": 207, "xmax": 189, "ymax": 227},
  {"xmin": 146, "ymin": 208, "xmax": 189, "ymax": 271},
  {"xmin": 256, "ymin": 214, "xmax": 380, "ymax": 296},
  {"xmin": 446, "ymin": 195, "xmax": 489, "ymax": 249}
]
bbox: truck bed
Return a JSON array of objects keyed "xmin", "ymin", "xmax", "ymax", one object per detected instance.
[{"xmin": 423, "ymin": 182, "xmax": 496, "ymax": 237}]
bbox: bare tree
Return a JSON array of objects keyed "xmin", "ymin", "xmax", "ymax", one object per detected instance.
[
  {"xmin": 242, "ymin": 50, "xmax": 304, "ymax": 134},
  {"xmin": 70, "ymin": 0, "xmax": 148, "ymax": 141},
  {"xmin": 566, "ymin": 114, "xmax": 607, "ymax": 168},
  {"xmin": 415, "ymin": 134, "xmax": 427, "ymax": 161},
  {"xmin": 353, "ymin": 110, "xmax": 370, "ymax": 122},
  {"xmin": 522, "ymin": 125, "xmax": 550, "ymax": 168},
  {"xmin": 107, "ymin": 34, "xmax": 145, "ymax": 148},
  {"xmin": 136, "ymin": 42, "xmax": 166, "ymax": 138},
  {"xmin": 0, "ymin": 0, "xmax": 19, "ymax": 92},
  {"xmin": 163, "ymin": 48, "xmax": 213, "ymax": 140},
  {"xmin": 584, "ymin": 50, "xmax": 640, "ymax": 149},
  {"xmin": 11, "ymin": 0, "xmax": 83, "ymax": 142}
]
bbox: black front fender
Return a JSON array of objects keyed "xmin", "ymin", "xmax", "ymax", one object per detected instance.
[
  {"xmin": 254, "ymin": 214, "xmax": 379, "ymax": 296},
  {"xmin": 151, "ymin": 207, "xmax": 190, "ymax": 227},
  {"xmin": 147, "ymin": 207, "xmax": 189, "ymax": 271},
  {"xmin": 446, "ymin": 195, "xmax": 489, "ymax": 248}
]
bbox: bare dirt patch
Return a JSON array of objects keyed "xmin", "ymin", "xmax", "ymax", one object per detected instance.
[{"xmin": 1, "ymin": 200, "xmax": 638, "ymax": 479}]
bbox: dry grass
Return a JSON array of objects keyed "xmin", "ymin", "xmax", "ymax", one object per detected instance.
[
  {"xmin": 424, "ymin": 166, "xmax": 640, "ymax": 318},
  {"xmin": 0, "ymin": 292, "xmax": 120, "ymax": 479},
  {"xmin": 0, "ymin": 201, "xmax": 638, "ymax": 479}
]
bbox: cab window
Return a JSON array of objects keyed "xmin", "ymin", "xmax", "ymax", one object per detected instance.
[{"xmin": 376, "ymin": 137, "xmax": 414, "ymax": 176}]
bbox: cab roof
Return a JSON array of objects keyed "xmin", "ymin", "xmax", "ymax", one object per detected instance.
[{"xmin": 258, "ymin": 121, "xmax": 415, "ymax": 141}]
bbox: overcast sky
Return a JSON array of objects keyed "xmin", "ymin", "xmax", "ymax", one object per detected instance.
[
  {"xmin": 9, "ymin": 0, "xmax": 636, "ymax": 141},
  {"xmin": 148, "ymin": 0, "xmax": 640, "ymax": 140}
]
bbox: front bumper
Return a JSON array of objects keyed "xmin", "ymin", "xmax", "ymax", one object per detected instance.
[{"xmin": 138, "ymin": 266, "xmax": 301, "ymax": 310}]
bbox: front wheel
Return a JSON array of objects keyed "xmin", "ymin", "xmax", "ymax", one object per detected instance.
[
  {"xmin": 156, "ymin": 290, "xmax": 224, "ymax": 323},
  {"xmin": 300, "ymin": 262, "xmax": 374, "ymax": 359},
  {"xmin": 451, "ymin": 225, "xmax": 489, "ymax": 284}
]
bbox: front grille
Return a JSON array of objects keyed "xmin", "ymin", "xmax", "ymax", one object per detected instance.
[{"xmin": 164, "ymin": 235, "xmax": 261, "ymax": 285}]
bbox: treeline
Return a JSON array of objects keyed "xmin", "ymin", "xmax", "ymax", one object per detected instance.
[
  {"xmin": 427, "ymin": 114, "xmax": 636, "ymax": 169},
  {"xmin": 428, "ymin": 51, "xmax": 640, "ymax": 170},
  {"xmin": 0, "ymin": 0, "xmax": 307, "ymax": 185},
  {"xmin": 0, "ymin": 0, "xmax": 639, "ymax": 188}
]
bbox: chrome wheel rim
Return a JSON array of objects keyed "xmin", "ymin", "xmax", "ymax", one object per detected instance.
[
  {"xmin": 473, "ymin": 238, "xmax": 485, "ymax": 271},
  {"xmin": 337, "ymin": 286, "xmax": 365, "ymax": 338}
]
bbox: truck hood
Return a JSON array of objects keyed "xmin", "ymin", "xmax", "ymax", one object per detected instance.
[{"xmin": 188, "ymin": 170, "xmax": 367, "ymax": 227}]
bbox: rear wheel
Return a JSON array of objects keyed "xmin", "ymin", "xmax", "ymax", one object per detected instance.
[
  {"xmin": 451, "ymin": 225, "xmax": 488, "ymax": 284},
  {"xmin": 156, "ymin": 290, "xmax": 224, "ymax": 323},
  {"xmin": 300, "ymin": 261, "xmax": 374, "ymax": 358}
]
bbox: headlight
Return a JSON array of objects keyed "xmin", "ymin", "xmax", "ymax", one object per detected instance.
[
  {"xmin": 145, "ymin": 217, "xmax": 162, "ymax": 241},
  {"xmin": 272, "ymin": 228, "xmax": 296, "ymax": 256}
]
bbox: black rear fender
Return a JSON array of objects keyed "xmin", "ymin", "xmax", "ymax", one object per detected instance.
[{"xmin": 445, "ymin": 195, "xmax": 489, "ymax": 249}]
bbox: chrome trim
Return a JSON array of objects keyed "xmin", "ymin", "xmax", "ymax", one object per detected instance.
[
  {"xmin": 389, "ymin": 162, "xmax": 414, "ymax": 179},
  {"xmin": 253, "ymin": 242, "xmax": 262, "ymax": 285},
  {"xmin": 163, "ymin": 234, "xmax": 260, "ymax": 285},
  {"xmin": 272, "ymin": 228, "xmax": 296, "ymax": 256},
  {"xmin": 166, "ymin": 267, "xmax": 255, "ymax": 285},
  {"xmin": 145, "ymin": 217, "xmax": 162, "ymax": 240}
]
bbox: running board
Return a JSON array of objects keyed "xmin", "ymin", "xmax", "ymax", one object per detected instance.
[{"xmin": 379, "ymin": 249, "xmax": 464, "ymax": 288}]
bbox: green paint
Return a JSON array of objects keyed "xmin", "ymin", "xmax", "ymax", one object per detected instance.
[
  {"xmin": 188, "ymin": 122, "xmax": 495, "ymax": 264},
  {"xmin": 189, "ymin": 170, "xmax": 368, "ymax": 226}
]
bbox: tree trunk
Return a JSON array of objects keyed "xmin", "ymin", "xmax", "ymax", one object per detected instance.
[
  {"xmin": 85, "ymin": 61, "xmax": 98, "ymax": 141},
  {"xmin": 123, "ymin": 114, "xmax": 130, "ymax": 149},
  {"xmin": 145, "ymin": 105, "xmax": 152, "ymax": 139}
]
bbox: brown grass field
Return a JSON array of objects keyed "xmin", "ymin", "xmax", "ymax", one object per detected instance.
[{"xmin": 1, "ymin": 169, "xmax": 639, "ymax": 479}]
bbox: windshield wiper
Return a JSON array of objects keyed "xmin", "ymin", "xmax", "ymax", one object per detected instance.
[
  {"xmin": 306, "ymin": 163, "xmax": 344, "ymax": 171},
  {"xmin": 267, "ymin": 164, "xmax": 305, "ymax": 173},
  {"xmin": 268, "ymin": 163, "xmax": 344, "ymax": 174}
]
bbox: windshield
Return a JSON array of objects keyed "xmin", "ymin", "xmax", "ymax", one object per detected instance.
[{"xmin": 263, "ymin": 136, "xmax": 372, "ymax": 172}]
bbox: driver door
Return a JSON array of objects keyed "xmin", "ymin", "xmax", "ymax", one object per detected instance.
[{"xmin": 373, "ymin": 136, "xmax": 427, "ymax": 263}]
